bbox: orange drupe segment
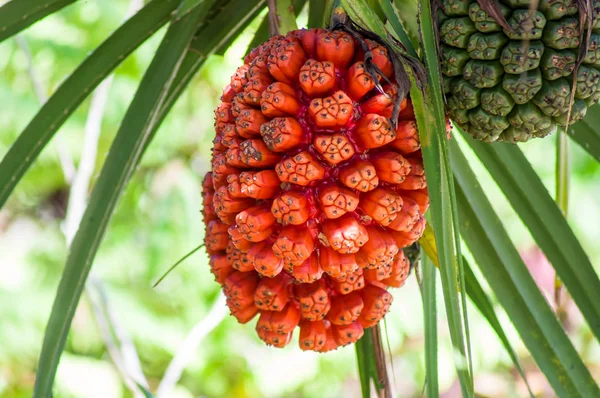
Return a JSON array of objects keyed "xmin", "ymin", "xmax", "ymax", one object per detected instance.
[
  {"xmin": 272, "ymin": 225, "xmax": 315, "ymax": 266},
  {"xmin": 318, "ymin": 247, "xmax": 358, "ymax": 278},
  {"xmin": 308, "ymin": 91, "xmax": 354, "ymax": 128},
  {"xmin": 299, "ymin": 59, "xmax": 336, "ymax": 97},
  {"xmin": 254, "ymin": 273, "xmax": 292, "ymax": 311},
  {"xmin": 257, "ymin": 303, "xmax": 301, "ymax": 335},
  {"xmin": 275, "ymin": 151, "xmax": 326, "ymax": 186},
  {"xmin": 235, "ymin": 206, "xmax": 276, "ymax": 242},
  {"xmin": 346, "ymin": 62, "xmax": 376, "ymax": 100},
  {"xmin": 313, "ymin": 134, "xmax": 356, "ymax": 165},
  {"xmin": 322, "ymin": 214, "xmax": 369, "ymax": 254},
  {"xmin": 271, "ymin": 191, "xmax": 310, "ymax": 225},
  {"xmin": 360, "ymin": 187, "xmax": 404, "ymax": 226},
  {"xmin": 355, "ymin": 227, "xmax": 399, "ymax": 269},
  {"xmin": 390, "ymin": 120, "xmax": 421, "ymax": 154},
  {"xmin": 247, "ymin": 242, "xmax": 284, "ymax": 278},
  {"xmin": 381, "ymin": 251, "xmax": 411, "ymax": 288},
  {"xmin": 291, "ymin": 253, "xmax": 324, "ymax": 283},
  {"xmin": 339, "ymin": 160, "xmax": 379, "ymax": 192},
  {"xmin": 296, "ymin": 279, "xmax": 331, "ymax": 321},
  {"xmin": 239, "ymin": 170, "xmax": 280, "ymax": 199},
  {"xmin": 260, "ymin": 117, "xmax": 304, "ymax": 152},
  {"xmin": 359, "ymin": 284, "xmax": 393, "ymax": 328},
  {"xmin": 354, "ymin": 113, "xmax": 396, "ymax": 149},
  {"xmin": 316, "ymin": 30, "xmax": 355, "ymax": 68},
  {"xmin": 267, "ymin": 36, "xmax": 307, "ymax": 85},
  {"xmin": 332, "ymin": 321, "xmax": 364, "ymax": 346},
  {"xmin": 260, "ymin": 82, "xmax": 301, "ymax": 118},
  {"xmin": 317, "ymin": 184, "xmax": 359, "ymax": 219},
  {"xmin": 371, "ymin": 152, "xmax": 411, "ymax": 184},
  {"xmin": 299, "ymin": 320, "xmax": 327, "ymax": 351},
  {"xmin": 327, "ymin": 291, "xmax": 364, "ymax": 325}
]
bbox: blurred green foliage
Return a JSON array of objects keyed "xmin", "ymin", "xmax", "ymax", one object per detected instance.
[{"xmin": 0, "ymin": 1, "xmax": 598, "ymax": 397}]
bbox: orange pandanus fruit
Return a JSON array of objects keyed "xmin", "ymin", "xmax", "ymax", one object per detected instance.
[{"xmin": 202, "ymin": 28, "xmax": 430, "ymax": 352}]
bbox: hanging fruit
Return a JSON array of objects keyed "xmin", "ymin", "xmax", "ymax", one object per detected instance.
[{"xmin": 202, "ymin": 26, "xmax": 429, "ymax": 352}]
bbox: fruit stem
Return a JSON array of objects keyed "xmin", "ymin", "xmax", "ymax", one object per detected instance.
[
  {"xmin": 267, "ymin": 0, "xmax": 298, "ymax": 36},
  {"xmin": 554, "ymin": 127, "xmax": 570, "ymax": 319}
]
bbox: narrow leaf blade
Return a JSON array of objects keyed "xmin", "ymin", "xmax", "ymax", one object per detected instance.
[
  {"xmin": 0, "ymin": 0, "xmax": 77, "ymax": 42},
  {"xmin": 0, "ymin": 0, "xmax": 180, "ymax": 209},
  {"xmin": 33, "ymin": 5, "xmax": 214, "ymax": 396},
  {"xmin": 420, "ymin": 254, "xmax": 439, "ymax": 398}
]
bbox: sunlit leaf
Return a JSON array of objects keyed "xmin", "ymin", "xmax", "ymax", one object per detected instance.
[{"xmin": 0, "ymin": 0, "xmax": 77, "ymax": 43}]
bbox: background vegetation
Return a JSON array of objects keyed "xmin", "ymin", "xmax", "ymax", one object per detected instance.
[{"xmin": 0, "ymin": 0, "xmax": 598, "ymax": 397}]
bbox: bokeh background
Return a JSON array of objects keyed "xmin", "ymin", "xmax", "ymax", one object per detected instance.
[{"xmin": 0, "ymin": 1, "xmax": 598, "ymax": 397}]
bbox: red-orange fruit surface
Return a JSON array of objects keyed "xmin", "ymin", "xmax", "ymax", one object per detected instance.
[{"xmin": 202, "ymin": 28, "xmax": 428, "ymax": 352}]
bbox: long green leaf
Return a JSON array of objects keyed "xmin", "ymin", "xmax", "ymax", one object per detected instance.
[
  {"xmin": 33, "ymin": 3, "xmax": 215, "ymax": 396},
  {"xmin": 0, "ymin": 0, "xmax": 77, "ymax": 43},
  {"xmin": 392, "ymin": 0, "xmax": 420, "ymax": 50},
  {"xmin": 340, "ymin": 1, "xmax": 472, "ymax": 394},
  {"xmin": 0, "ymin": 0, "xmax": 180, "ymax": 210},
  {"xmin": 402, "ymin": 2, "xmax": 474, "ymax": 394},
  {"xmin": 463, "ymin": 134, "xmax": 600, "ymax": 343},
  {"xmin": 355, "ymin": 332, "xmax": 372, "ymax": 398},
  {"xmin": 377, "ymin": 0, "xmax": 417, "ymax": 58},
  {"xmin": 569, "ymin": 105, "xmax": 600, "ymax": 162},
  {"xmin": 450, "ymin": 139, "xmax": 600, "ymax": 397},
  {"xmin": 420, "ymin": 254, "xmax": 438, "ymax": 398}
]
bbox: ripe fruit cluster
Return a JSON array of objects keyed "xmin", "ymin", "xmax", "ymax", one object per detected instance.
[{"xmin": 202, "ymin": 28, "xmax": 429, "ymax": 352}]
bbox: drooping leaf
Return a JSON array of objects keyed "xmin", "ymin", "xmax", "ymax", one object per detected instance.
[
  {"xmin": 403, "ymin": 3, "xmax": 475, "ymax": 395},
  {"xmin": 0, "ymin": 0, "xmax": 77, "ymax": 43},
  {"xmin": 463, "ymin": 133, "xmax": 600, "ymax": 343},
  {"xmin": 391, "ymin": 0, "xmax": 420, "ymax": 50},
  {"xmin": 0, "ymin": 0, "xmax": 180, "ymax": 209},
  {"xmin": 33, "ymin": 3, "xmax": 217, "ymax": 396},
  {"xmin": 450, "ymin": 139, "xmax": 600, "ymax": 397}
]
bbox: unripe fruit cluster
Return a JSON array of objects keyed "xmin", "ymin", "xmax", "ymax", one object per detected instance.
[{"xmin": 202, "ymin": 28, "xmax": 430, "ymax": 352}]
